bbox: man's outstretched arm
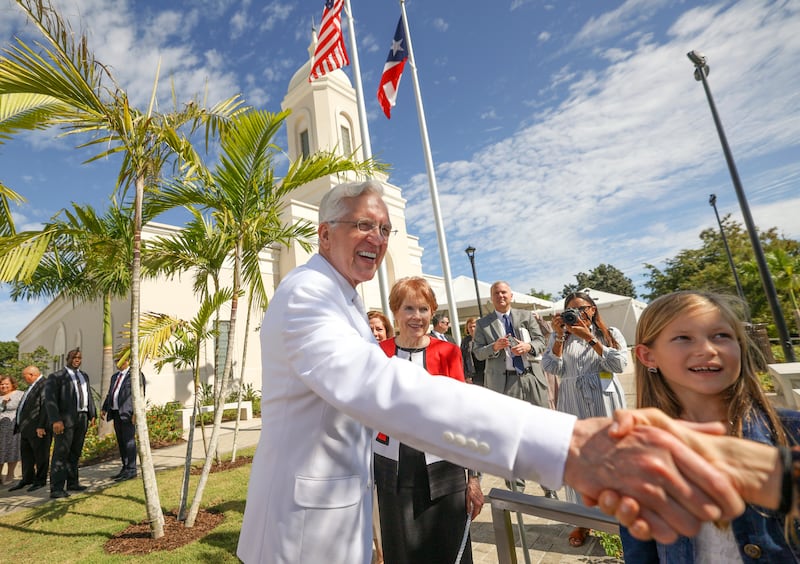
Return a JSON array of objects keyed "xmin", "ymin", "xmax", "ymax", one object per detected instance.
[{"xmin": 563, "ymin": 415, "xmax": 746, "ymax": 543}]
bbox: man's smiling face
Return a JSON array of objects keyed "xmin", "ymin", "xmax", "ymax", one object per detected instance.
[{"xmin": 318, "ymin": 193, "xmax": 390, "ymax": 288}]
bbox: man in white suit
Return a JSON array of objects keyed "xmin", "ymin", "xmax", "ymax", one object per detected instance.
[{"xmin": 237, "ymin": 181, "xmax": 743, "ymax": 564}]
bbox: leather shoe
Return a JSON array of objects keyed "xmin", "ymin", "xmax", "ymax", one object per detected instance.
[
  {"xmin": 114, "ymin": 471, "xmax": 137, "ymax": 482},
  {"xmin": 8, "ymin": 481, "xmax": 31, "ymax": 492},
  {"xmin": 66, "ymin": 483, "xmax": 88, "ymax": 491},
  {"xmin": 27, "ymin": 483, "xmax": 45, "ymax": 492},
  {"xmin": 110, "ymin": 469, "xmax": 125, "ymax": 479},
  {"xmin": 50, "ymin": 490, "xmax": 70, "ymax": 499}
]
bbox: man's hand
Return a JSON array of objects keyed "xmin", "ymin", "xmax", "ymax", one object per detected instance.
[
  {"xmin": 52, "ymin": 420, "xmax": 64, "ymax": 434},
  {"xmin": 492, "ymin": 336, "xmax": 511, "ymax": 352},
  {"xmin": 466, "ymin": 476, "xmax": 484, "ymax": 520},
  {"xmin": 564, "ymin": 417, "xmax": 745, "ymax": 544},
  {"xmin": 35, "ymin": 427, "xmax": 46, "ymax": 438},
  {"xmin": 609, "ymin": 409, "xmax": 782, "ymax": 513}
]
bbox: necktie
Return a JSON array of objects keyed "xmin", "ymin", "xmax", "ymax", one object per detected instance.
[
  {"xmin": 111, "ymin": 371, "xmax": 126, "ymax": 409},
  {"xmin": 503, "ymin": 314, "xmax": 525, "ymax": 374},
  {"xmin": 72, "ymin": 370, "xmax": 86, "ymax": 411}
]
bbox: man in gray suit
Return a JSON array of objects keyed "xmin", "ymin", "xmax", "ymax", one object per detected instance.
[
  {"xmin": 473, "ymin": 281, "xmax": 549, "ymax": 405},
  {"xmin": 473, "ymin": 280, "xmax": 555, "ymax": 497}
]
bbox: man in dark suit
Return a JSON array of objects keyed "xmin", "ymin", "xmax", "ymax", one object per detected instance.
[
  {"xmin": 101, "ymin": 358, "xmax": 143, "ymax": 482},
  {"xmin": 429, "ymin": 312, "xmax": 455, "ymax": 343},
  {"xmin": 9, "ymin": 365, "xmax": 52, "ymax": 492},
  {"xmin": 473, "ymin": 281, "xmax": 556, "ymax": 497},
  {"xmin": 45, "ymin": 348, "xmax": 97, "ymax": 498}
]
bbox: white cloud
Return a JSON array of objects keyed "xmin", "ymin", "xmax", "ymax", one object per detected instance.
[
  {"xmin": 406, "ymin": 1, "xmax": 800, "ymax": 297},
  {"xmin": 433, "ymin": 18, "xmax": 449, "ymax": 32},
  {"xmin": 538, "ymin": 31, "xmax": 551, "ymax": 43}
]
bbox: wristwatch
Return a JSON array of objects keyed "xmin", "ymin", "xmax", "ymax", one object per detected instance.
[{"xmin": 587, "ymin": 338, "xmax": 598, "ymax": 347}]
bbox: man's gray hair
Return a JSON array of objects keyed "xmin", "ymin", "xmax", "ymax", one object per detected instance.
[{"xmin": 319, "ymin": 180, "xmax": 384, "ymax": 224}]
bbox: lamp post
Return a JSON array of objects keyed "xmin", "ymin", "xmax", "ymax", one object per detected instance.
[
  {"xmin": 688, "ymin": 51, "xmax": 794, "ymax": 361},
  {"xmin": 709, "ymin": 193, "xmax": 748, "ymax": 314},
  {"xmin": 465, "ymin": 246, "xmax": 483, "ymax": 317}
]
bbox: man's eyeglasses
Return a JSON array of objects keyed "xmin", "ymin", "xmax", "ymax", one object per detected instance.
[{"xmin": 329, "ymin": 219, "xmax": 397, "ymax": 239}]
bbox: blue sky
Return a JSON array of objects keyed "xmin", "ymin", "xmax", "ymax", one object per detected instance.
[{"xmin": 1, "ymin": 0, "xmax": 799, "ymax": 341}]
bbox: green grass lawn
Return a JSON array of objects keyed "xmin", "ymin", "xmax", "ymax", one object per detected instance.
[{"xmin": 0, "ymin": 449, "xmax": 255, "ymax": 563}]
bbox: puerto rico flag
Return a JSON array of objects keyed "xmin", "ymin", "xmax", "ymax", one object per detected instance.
[
  {"xmin": 377, "ymin": 17, "xmax": 408, "ymax": 119},
  {"xmin": 309, "ymin": 0, "xmax": 349, "ymax": 82}
]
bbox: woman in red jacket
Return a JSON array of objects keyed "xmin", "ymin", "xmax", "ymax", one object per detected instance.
[{"xmin": 374, "ymin": 276, "xmax": 483, "ymax": 564}]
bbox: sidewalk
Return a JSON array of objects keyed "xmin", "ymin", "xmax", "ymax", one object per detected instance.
[
  {"xmin": 0, "ymin": 418, "xmax": 621, "ymax": 562},
  {"xmin": 0, "ymin": 417, "xmax": 263, "ymax": 517}
]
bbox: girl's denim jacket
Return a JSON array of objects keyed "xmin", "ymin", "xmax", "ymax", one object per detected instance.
[{"xmin": 621, "ymin": 408, "xmax": 800, "ymax": 563}]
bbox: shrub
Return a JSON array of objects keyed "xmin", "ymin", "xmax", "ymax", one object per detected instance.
[
  {"xmin": 596, "ymin": 531, "xmax": 623, "ymax": 558},
  {"xmin": 81, "ymin": 402, "xmax": 183, "ymax": 464}
]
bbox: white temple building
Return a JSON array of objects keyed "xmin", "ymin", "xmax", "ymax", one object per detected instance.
[{"xmin": 16, "ymin": 36, "xmax": 550, "ymax": 407}]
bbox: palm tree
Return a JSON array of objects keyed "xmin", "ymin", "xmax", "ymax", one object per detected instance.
[
  {"xmin": 766, "ymin": 248, "xmax": 800, "ymax": 335},
  {"xmin": 0, "ymin": 0, "xmax": 243, "ymax": 538},
  {"xmin": 132, "ymin": 288, "xmax": 234, "ymax": 522},
  {"xmin": 146, "ymin": 107, "xmax": 383, "ymax": 527},
  {"xmin": 0, "ymin": 184, "xmax": 24, "ymax": 237},
  {"xmin": 5, "ymin": 203, "xmax": 138, "ymax": 436}
]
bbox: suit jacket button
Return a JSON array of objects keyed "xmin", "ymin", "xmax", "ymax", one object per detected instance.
[
  {"xmin": 742, "ymin": 544, "xmax": 761, "ymax": 559},
  {"xmin": 478, "ymin": 442, "xmax": 490, "ymax": 455},
  {"xmin": 466, "ymin": 438, "xmax": 479, "ymax": 451},
  {"xmin": 443, "ymin": 431, "xmax": 455, "ymax": 442},
  {"xmin": 454, "ymin": 433, "xmax": 467, "ymax": 446}
]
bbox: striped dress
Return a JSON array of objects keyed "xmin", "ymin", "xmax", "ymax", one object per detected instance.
[{"xmin": 542, "ymin": 327, "xmax": 627, "ymax": 503}]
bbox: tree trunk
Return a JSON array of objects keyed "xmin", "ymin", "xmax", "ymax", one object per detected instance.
[
  {"xmin": 185, "ymin": 242, "xmax": 241, "ymax": 527},
  {"xmin": 98, "ymin": 293, "xmax": 115, "ymax": 438},
  {"xmin": 792, "ymin": 308, "xmax": 800, "ymax": 343},
  {"xmin": 178, "ymin": 360, "xmax": 201, "ymax": 521},
  {"xmin": 131, "ymin": 174, "xmax": 165, "ymax": 538},
  {"xmin": 230, "ymin": 290, "xmax": 254, "ymax": 463}
]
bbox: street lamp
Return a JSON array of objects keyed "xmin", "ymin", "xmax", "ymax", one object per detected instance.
[
  {"xmin": 688, "ymin": 51, "xmax": 795, "ymax": 361},
  {"xmin": 709, "ymin": 193, "xmax": 748, "ymax": 314},
  {"xmin": 464, "ymin": 246, "xmax": 483, "ymax": 317}
]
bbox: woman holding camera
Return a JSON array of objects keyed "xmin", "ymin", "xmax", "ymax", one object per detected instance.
[{"xmin": 542, "ymin": 291, "xmax": 628, "ymax": 547}]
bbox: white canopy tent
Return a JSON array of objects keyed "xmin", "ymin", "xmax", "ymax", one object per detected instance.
[
  {"xmin": 424, "ymin": 275, "xmax": 553, "ymax": 328},
  {"xmin": 537, "ymin": 288, "xmax": 647, "ymax": 345}
]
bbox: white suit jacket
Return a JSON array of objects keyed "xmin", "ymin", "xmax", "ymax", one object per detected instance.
[{"xmin": 237, "ymin": 255, "xmax": 576, "ymax": 564}]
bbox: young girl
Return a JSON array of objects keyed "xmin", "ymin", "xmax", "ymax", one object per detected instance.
[{"xmin": 621, "ymin": 290, "xmax": 800, "ymax": 562}]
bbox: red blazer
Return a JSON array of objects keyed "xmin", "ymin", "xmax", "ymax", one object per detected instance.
[{"xmin": 378, "ymin": 337, "xmax": 465, "ymax": 382}]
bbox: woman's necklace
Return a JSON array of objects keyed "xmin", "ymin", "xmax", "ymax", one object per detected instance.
[{"xmin": 397, "ymin": 345, "xmax": 427, "ymax": 354}]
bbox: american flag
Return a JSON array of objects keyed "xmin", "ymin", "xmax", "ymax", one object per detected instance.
[
  {"xmin": 377, "ymin": 17, "xmax": 408, "ymax": 119},
  {"xmin": 309, "ymin": 0, "xmax": 350, "ymax": 82}
]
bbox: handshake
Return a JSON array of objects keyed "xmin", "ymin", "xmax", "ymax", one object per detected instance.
[{"xmin": 566, "ymin": 408, "xmax": 787, "ymax": 543}]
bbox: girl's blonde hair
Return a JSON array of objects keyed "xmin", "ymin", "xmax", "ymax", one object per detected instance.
[{"xmin": 635, "ymin": 291, "xmax": 786, "ymax": 444}]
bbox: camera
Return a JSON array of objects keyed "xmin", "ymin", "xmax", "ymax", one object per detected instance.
[{"xmin": 562, "ymin": 308, "xmax": 583, "ymax": 326}]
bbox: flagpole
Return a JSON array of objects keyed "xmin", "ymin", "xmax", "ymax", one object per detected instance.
[
  {"xmin": 343, "ymin": 0, "xmax": 393, "ymax": 323},
  {"xmin": 398, "ymin": 0, "xmax": 461, "ymax": 345}
]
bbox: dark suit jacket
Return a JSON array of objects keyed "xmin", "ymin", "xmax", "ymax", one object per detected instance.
[
  {"xmin": 102, "ymin": 369, "xmax": 145, "ymax": 421},
  {"xmin": 473, "ymin": 308, "xmax": 549, "ymax": 406},
  {"xmin": 428, "ymin": 330, "xmax": 455, "ymax": 344},
  {"xmin": 14, "ymin": 376, "xmax": 48, "ymax": 437},
  {"xmin": 45, "ymin": 367, "xmax": 97, "ymax": 428}
]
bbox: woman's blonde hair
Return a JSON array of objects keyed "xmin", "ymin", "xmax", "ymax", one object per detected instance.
[{"xmin": 635, "ymin": 291, "xmax": 786, "ymax": 444}]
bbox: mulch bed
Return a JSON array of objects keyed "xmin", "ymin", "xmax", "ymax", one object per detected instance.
[
  {"xmin": 105, "ymin": 509, "xmax": 224, "ymax": 555},
  {"xmin": 103, "ymin": 455, "xmax": 253, "ymax": 555},
  {"xmin": 189, "ymin": 455, "xmax": 252, "ymax": 475}
]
